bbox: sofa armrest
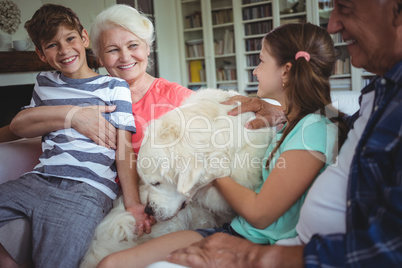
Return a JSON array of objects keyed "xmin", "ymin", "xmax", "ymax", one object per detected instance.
[
  {"xmin": 330, "ymin": 90, "xmax": 360, "ymax": 116},
  {"xmin": 0, "ymin": 137, "xmax": 42, "ymax": 184}
]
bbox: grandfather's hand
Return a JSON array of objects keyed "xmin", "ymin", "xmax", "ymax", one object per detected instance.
[
  {"xmin": 68, "ymin": 105, "xmax": 117, "ymax": 149},
  {"xmin": 166, "ymin": 233, "xmax": 255, "ymax": 268},
  {"xmin": 166, "ymin": 233, "xmax": 305, "ymax": 268},
  {"xmin": 222, "ymin": 95, "xmax": 286, "ymax": 129}
]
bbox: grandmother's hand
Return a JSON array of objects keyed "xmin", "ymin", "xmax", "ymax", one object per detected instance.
[
  {"xmin": 70, "ymin": 105, "xmax": 117, "ymax": 149},
  {"xmin": 222, "ymin": 96, "xmax": 285, "ymax": 130}
]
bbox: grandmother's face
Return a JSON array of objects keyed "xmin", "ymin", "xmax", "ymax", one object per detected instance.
[{"xmin": 98, "ymin": 26, "xmax": 150, "ymax": 85}]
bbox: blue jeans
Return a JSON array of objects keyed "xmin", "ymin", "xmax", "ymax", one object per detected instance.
[
  {"xmin": 0, "ymin": 173, "xmax": 113, "ymax": 268},
  {"xmin": 195, "ymin": 223, "xmax": 245, "ymax": 239}
]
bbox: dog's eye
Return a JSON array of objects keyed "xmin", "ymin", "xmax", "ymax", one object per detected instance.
[{"xmin": 151, "ymin": 182, "xmax": 161, "ymax": 187}]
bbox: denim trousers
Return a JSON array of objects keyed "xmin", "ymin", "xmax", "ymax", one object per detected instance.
[{"xmin": 0, "ymin": 173, "xmax": 113, "ymax": 268}]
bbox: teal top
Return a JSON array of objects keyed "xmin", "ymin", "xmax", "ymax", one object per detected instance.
[{"xmin": 230, "ymin": 113, "xmax": 339, "ymax": 244}]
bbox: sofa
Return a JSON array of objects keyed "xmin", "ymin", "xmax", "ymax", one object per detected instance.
[{"xmin": 0, "ymin": 90, "xmax": 361, "ymax": 265}]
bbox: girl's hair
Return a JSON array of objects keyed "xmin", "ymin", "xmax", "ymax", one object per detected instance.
[
  {"xmin": 90, "ymin": 4, "xmax": 155, "ymax": 58},
  {"xmin": 24, "ymin": 4, "xmax": 84, "ymax": 52},
  {"xmin": 264, "ymin": 23, "xmax": 348, "ymax": 166}
]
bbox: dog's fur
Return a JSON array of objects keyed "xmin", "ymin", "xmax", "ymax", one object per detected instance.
[{"xmin": 80, "ymin": 89, "xmax": 275, "ymax": 268}]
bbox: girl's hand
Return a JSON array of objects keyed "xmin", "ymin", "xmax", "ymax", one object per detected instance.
[
  {"xmin": 126, "ymin": 203, "xmax": 156, "ymax": 236},
  {"xmin": 70, "ymin": 105, "xmax": 117, "ymax": 149}
]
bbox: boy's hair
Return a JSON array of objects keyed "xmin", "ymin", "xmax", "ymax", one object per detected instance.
[{"xmin": 24, "ymin": 4, "xmax": 84, "ymax": 52}]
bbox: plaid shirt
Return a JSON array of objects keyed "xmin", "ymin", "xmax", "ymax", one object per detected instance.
[{"xmin": 304, "ymin": 61, "xmax": 402, "ymax": 267}]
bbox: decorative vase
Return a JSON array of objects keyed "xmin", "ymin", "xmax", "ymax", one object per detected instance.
[{"xmin": 0, "ymin": 33, "xmax": 12, "ymax": 51}]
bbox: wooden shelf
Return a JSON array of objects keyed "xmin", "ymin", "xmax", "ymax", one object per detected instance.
[
  {"xmin": 0, "ymin": 49, "xmax": 101, "ymax": 74},
  {"xmin": 0, "ymin": 51, "xmax": 52, "ymax": 73}
]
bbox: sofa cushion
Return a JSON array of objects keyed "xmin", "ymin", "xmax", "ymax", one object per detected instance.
[
  {"xmin": 330, "ymin": 90, "xmax": 360, "ymax": 115},
  {"xmin": 0, "ymin": 137, "xmax": 42, "ymax": 184}
]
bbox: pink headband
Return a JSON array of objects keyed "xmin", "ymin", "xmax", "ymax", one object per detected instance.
[{"xmin": 295, "ymin": 51, "xmax": 310, "ymax": 62}]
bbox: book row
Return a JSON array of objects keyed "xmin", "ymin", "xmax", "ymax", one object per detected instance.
[
  {"xmin": 247, "ymin": 70, "xmax": 258, "ymax": 83},
  {"xmin": 214, "ymin": 29, "xmax": 235, "ymax": 55},
  {"xmin": 280, "ymin": 17, "xmax": 306, "ymax": 25},
  {"xmin": 245, "ymin": 37, "xmax": 262, "ymax": 52},
  {"xmin": 184, "ymin": 11, "xmax": 202, "ymax": 29},
  {"xmin": 212, "ymin": 9, "xmax": 233, "ymax": 25},
  {"xmin": 333, "ymin": 58, "xmax": 351, "ymax": 75},
  {"xmin": 242, "ymin": 4, "xmax": 272, "ymax": 21},
  {"xmin": 216, "ymin": 66, "xmax": 237, "ymax": 81},
  {"xmin": 242, "ymin": 0, "xmax": 266, "ymax": 4},
  {"xmin": 244, "ymin": 20, "xmax": 273, "ymax": 36},
  {"xmin": 186, "ymin": 40, "xmax": 204, "ymax": 58},
  {"xmin": 246, "ymin": 54, "xmax": 259, "ymax": 67}
]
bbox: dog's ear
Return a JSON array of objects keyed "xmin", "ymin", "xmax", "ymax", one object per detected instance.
[
  {"xmin": 176, "ymin": 151, "xmax": 231, "ymax": 197},
  {"xmin": 177, "ymin": 165, "xmax": 205, "ymax": 198},
  {"xmin": 176, "ymin": 154, "xmax": 206, "ymax": 197}
]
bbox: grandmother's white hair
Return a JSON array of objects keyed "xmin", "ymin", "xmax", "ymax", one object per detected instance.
[{"xmin": 90, "ymin": 4, "xmax": 154, "ymax": 57}]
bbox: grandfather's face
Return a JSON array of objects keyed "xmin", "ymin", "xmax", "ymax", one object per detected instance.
[{"xmin": 327, "ymin": 0, "xmax": 400, "ymax": 75}]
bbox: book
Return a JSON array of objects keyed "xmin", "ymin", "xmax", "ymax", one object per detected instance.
[
  {"xmin": 189, "ymin": 60, "xmax": 204, "ymax": 83},
  {"xmin": 186, "ymin": 39, "xmax": 204, "ymax": 58}
]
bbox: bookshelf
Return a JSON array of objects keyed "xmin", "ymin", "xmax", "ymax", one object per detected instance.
[
  {"xmin": 177, "ymin": 0, "xmax": 206, "ymax": 90},
  {"xmin": 240, "ymin": 0, "xmax": 274, "ymax": 95},
  {"xmin": 177, "ymin": 0, "xmax": 240, "ymax": 91},
  {"xmin": 211, "ymin": 0, "xmax": 238, "ymax": 90},
  {"xmin": 175, "ymin": 0, "xmax": 372, "ymax": 94}
]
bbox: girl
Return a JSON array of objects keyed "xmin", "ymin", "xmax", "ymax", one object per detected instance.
[{"xmin": 97, "ymin": 22, "xmax": 348, "ymax": 268}]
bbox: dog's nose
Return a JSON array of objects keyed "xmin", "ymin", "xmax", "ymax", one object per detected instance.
[{"xmin": 144, "ymin": 204, "xmax": 154, "ymax": 216}]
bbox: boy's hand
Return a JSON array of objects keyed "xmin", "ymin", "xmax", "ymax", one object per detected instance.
[
  {"xmin": 222, "ymin": 96, "xmax": 286, "ymax": 129},
  {"xmin": 70, "ymin": 105, "xmax": 117, "ymax": 149},
  {"xmin": 126, "ymin": 203, "xmax": 156, "ymax": 236}
]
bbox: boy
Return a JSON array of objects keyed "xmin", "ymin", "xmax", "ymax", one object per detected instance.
[{"xmin": 0, "ymin": 4, "xmax": 145, "ymax": 267}]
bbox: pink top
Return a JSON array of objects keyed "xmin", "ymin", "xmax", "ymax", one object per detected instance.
[{"xmin": 131, "ymin": 77, "xmax": 193, "ymax": 154}]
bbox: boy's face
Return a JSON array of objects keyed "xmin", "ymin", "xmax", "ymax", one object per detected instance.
[{"xmin": 35, "ymin": 25, "xmax": 90, "ymax": 79}]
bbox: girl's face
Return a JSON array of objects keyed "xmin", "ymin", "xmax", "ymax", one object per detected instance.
[
  {"xmin": 253, "ymin": 44, "xmax": 285, "ymax": 103},
  {"xmin": 98, "ymin": 26, "xmax": 150, "ymax": 85}
]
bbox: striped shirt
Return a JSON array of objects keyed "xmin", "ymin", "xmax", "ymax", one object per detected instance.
[
  {"xmin": 304, "ymin": 61, "xmax": 402, "ymax": 267},
  {"xmin": 24, "ymin": 71, "xmax": 135, "ymax": 199}
]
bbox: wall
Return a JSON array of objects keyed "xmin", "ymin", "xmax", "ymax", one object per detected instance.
[
  {"xmin": 6, "ymin": 0, "xmax": 41, "ymax": 42},
  {"xmin": 1, "ymin": 0, "xmax": 183, "ymax": 85},
  {"xmin": 1, "ymin": 0, "xmax": 116, "ymax": 86},
  {"xmin": 11, "ymin": 0, "xmax": 116, "ymax": 42},
  {"xmin": 154, "ymin": 0, "xmax": 183, "ymax": 84}
]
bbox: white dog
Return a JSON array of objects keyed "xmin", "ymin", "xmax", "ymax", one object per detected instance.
[{"xmin": 80, "ymin": 89, "xmax": 275, "ymax": 268}]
